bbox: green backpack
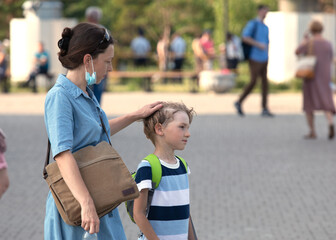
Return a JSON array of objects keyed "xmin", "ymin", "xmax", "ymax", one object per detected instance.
[{"xmin": 125, "ymin": 154, "xmax": 188, "ymax": 223}]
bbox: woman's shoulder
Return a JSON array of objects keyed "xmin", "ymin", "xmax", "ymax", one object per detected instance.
[
  {"xmin": 45, "ymin": 82, "xmax": 72, "ymax": 107},
  {"xmin": 313, "ymin": 38, "xmax": 332, "ymax": 50},
  {"xmin": 46, "ymin": 84, "xmax": 66, "ymax": 99},
  {"xmin": 314, "ymin": 38, "xmax": 331, "ymax": 45}
]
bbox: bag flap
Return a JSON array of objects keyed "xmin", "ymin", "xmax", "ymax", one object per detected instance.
[
  {"xmin": 45, "ymin": 161, "xmax": 63, "ymax": 186},
  {"xmin": 73, "ymin": 141, "xmax": 120, "ymax": 167},
  {"xmin": 45, "ymin": 141, "xmax": 120, "ymax": 185}
]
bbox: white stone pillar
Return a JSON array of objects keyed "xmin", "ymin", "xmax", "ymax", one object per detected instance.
[{"xmin": 10, "ymin": 1, "xmax": 77, "ymax": 82}]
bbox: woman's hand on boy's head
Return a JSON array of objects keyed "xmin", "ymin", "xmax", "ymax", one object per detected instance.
[{"xmin": 135, "ymin": 101, "xmax": 163, "ymax": 120}]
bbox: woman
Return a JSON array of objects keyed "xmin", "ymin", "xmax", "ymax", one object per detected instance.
[
  {"xmin": 0, "ymin": 128, "xmax": 9, "ymax": 199},
  {"xmin": 199, "ymin": 30, "xmax": 215, "ymax": 70},
  {"xmin": 44, "ymin": 23, "xmax": 162, "ymax": 239},
  {"xmin": 295, "ymin": 20, "xmax": 335, "ymax": 139}
]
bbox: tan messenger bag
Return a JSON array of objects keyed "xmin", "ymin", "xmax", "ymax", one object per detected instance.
[{"xmin": 43, "ymin": 118, "xmax": 139, "ymax": 226}]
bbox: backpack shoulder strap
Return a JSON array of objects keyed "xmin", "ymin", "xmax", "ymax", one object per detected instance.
[
  {"xmin": 251, "ymin": 20, "xmax": 258, "ymax": 39},
  {"xmin": 143, "ymin": 154, "xmax": 188, "ymax": 188},
  {"xmin": 176, "ymin": 155, "xmax": 188, "ymax": 173},
  {"xmin": 144, "ymin": 154, "xmax": 162, "ymax": 189}
]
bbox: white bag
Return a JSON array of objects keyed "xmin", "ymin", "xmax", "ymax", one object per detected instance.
[
  {"xmin": 295, "ymin": 40, "xmax": 316, "ymax": 80},
  {"xmin": 295, "ymin": 55, "xmax": 316, "ymax": 79}
]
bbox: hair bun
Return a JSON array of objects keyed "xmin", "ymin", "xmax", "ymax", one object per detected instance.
[
  {"xmin": 62, "ymin": 27, "xmax": 72, "ymax": 38},
  {"xmin": 58, "ymin": 37, "xmax": 70, "ymax": 56},
  {"xmin": 58, "ymin": 27, "xmax": 73, "ymax": 56}
]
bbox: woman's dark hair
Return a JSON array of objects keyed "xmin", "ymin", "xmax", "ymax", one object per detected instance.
[{"xmin": 58, "ymin": 22, "xmax": 114, "ymax": 70}]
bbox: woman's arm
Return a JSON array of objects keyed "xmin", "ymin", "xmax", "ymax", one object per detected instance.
[
  {"xmin": 295, "ymin": 33, "xmax": 310, "ymax": 55},
  {"xmin": 295, "ymin": 41, "xmax": 308, "ymax": 55},
  {"xmin": 108, "ymin": 101, "xmax": 162, "ymax": 136},
  {"xmin": 55, "ymin": 150, "xmax": 100, "ymax": 234},
  {"xmin": 133, "ymin": 189, "xmax": 159, "ymax": 240},
  {"xmin": 242, "ymin": 36, "xmax": 266, "ymax": 50}
]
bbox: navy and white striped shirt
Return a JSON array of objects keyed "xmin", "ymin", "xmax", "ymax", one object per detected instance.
[{"xmin": 135, "ymin": 157, "xmax": 190, "ymax": 240}]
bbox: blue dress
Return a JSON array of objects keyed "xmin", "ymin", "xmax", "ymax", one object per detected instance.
[{"xmin": 44, "ymin": 74, "xmax": 127, "ymax": 240}]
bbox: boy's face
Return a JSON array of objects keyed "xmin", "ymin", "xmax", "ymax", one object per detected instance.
[{"xmin": 161, "ymin": 111, "xmax": 190, "ymax": 151}]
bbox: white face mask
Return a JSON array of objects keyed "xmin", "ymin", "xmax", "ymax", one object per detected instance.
[{"xmin": 85, "ymin": 56, "xmax": 96, "ymax": 85}]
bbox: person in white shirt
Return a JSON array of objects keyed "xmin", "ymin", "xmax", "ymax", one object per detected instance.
[
  {"xmin": 131, "ymin": 28, "xmax": 151, "ymax": 67},
  {"xmin": 225, "ymin": 32, "xmax": 244, "ymax": 72}
]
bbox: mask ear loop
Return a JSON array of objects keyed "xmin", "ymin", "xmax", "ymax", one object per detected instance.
[
  {"xmin": 85, "ymin": 56, "xmax": 95, "ymax": 74},
  {"xmin": 90, "ymin": 57, "xmax": 95, "ymax": 73}
]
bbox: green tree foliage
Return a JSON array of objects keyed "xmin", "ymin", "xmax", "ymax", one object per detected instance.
[
  {"xmin": 0, "ymin": 0, "xmax": 25, "ymax": 40},
  {"xmin": 3, "ymin": 0, "xmax": 327, "ymax": 56},
  {"xmin": 57, "ymin": 0, "xmax": 214, "ymax": 59},
  {"xmin": 212, "ymin": 0, "xmax": 226, "ymax": 46},
  {"xmin": 108, "ymin": 0, "xmax": 214, "ymax": 47}
]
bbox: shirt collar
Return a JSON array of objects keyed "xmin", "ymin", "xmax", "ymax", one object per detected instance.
[{"xmin": 56, "ymin": 74, "xmax": 93, "ymax": 99}]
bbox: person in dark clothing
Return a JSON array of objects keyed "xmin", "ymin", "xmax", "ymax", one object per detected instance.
[{"xmin": 234, "ymin": 5, "xmax": 274, "ymax": 117}]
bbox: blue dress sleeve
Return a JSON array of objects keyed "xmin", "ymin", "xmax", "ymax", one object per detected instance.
[{"xmin": 45, "ymin": 90, "xmax": 74, "ymax": 158}]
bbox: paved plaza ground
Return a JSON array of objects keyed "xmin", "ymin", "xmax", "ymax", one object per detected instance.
[{"xmin": 0, "ymin": 92, "xmax": 336, "ymax": 239}]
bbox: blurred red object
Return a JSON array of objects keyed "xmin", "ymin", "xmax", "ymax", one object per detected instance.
[{"xmin": 221, "ymin": 69, "xmax": 231, "ymax": 74}]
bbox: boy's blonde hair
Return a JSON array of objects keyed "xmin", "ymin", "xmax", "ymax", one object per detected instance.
[{"xmin": 143, "ymin": 102, "xmax": 195, "ymax": 145}]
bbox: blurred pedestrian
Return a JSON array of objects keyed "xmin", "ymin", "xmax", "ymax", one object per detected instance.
[
  {"xmin": 199, "ymin": 30, "xmax": 215, "ymax": 70},
  {"xmin": 170, "ymin": 31, "xmax": 186, "ymax": 83},
  {"xmin": 192, "ymin": 34, "xmax": 207, "ymax": 73},
  {"xmin": 0, "ymin": 128, "xmax": 9, "ymax": 199},
  {"xmin": 234, "ymin": 5, "xmax": 273, "ymax": 117},
  {"xmin": 0, "ymin": 41, "xmax": 9, "ymax": 93},
  {"xmin": 157, "ymin": 33, "xmax": 169, "ymax": 71},
  {"xmin": 22, "ymin": 42, "xmax": 52, "ymax": 93},
  {"xmin": 295, "ymin": 20, "xmax": 335, "ymax": 139},
  {"xmin": 225, "ymin": 32, "xmax": 244, "ymax": 72},
  {"xmin": 85, "ymin": 6, "xmax": 107, "ymax": 104},
  {"xmin": 131, "ymin": 27, "xmax": 151, "ymax": 67}
]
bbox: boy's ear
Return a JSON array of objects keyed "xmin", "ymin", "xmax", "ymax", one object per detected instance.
[{"xmin": 154, "ymin": 123, "xmax": 164, "ymax": 136}]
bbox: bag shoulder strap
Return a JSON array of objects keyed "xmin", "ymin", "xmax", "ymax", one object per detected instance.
[
  {"xmin": 307, "ymin": 40, "xmax": 314, "ymax": 55},
  {"xmin": 251, "ymin": 20, "xmax": 258, "ymax": 39}
]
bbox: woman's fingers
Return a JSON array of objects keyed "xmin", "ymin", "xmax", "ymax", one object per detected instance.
[
  {"xmin": 81, "ymin": 203, "xmax": 100, "ymax": 234},
  {"xmin": 82, "ymin": 218, "xmax": 100, "ymax": 234},
  {"xmin": 81, "ymin": 221, "xmax": 89, "ymax": 231},
  {"xmin": 150, "ymin": 101, "xmax": 163, "ymax": 111},
  {"xmin": 144, "ymin": 101, "xmax": 163, "ymax": 116}
]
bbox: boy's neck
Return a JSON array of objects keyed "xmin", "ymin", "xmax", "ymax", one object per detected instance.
[{"xmin": 154, "ymin": 149, "xmax": 177, "ymax": 164}]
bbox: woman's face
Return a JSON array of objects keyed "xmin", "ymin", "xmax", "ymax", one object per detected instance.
[{"xmin": 93, "ymin": 44, "xmax": 114, "ymax": 83}]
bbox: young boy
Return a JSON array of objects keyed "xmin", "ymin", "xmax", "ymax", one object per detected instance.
[{"xmin": 133, "ymin": 102, "xmax": 196, "ymax": 240}]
